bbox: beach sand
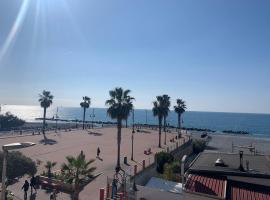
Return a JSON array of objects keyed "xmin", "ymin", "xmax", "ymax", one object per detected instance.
[{"xmin": 192, "ymin": 132, "xmax": 270, "ymax": 154}]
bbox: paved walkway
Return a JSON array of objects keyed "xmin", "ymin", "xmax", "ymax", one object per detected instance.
[{"xmin": 0, "ymin": 127, "xmax": 186, "ymax": 200}]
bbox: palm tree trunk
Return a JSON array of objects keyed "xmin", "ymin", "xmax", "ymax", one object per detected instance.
[
  {"xmin": 164, "ymin": 117, "xmax": 167, "ymax": 145},
  {"xmin": 163, "ymin": 117, "xmax": 166, "ymax": 132},
  {"xmin": 43, "ymin": 107, "xmax": 47, "ymax": 140},
  {"xmin": 158, "ymin": 116, "xmax": 162, "ymax": 148},
  {"xmin": 83, "ymin": 107, "xmax": 86, "ymax": 129},
  {"xmin": 178, "ymin": 114, "xmax": 180, "ymax": 129},
  {"xmin": 116, "ymin": 118, "xmax": 122, "ymax": 172},
  {"xmin": 125, "ymin": 119, "xmax": 128, "ymax": 128}
]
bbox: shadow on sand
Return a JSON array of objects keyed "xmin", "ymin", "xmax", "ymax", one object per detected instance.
[
  {"xmin": 39, "ymin": 138, "xmax": 58, "ymax": 145},
  {"xmin": 87, "ymin": 131, "xmax": 103, "ymax": 136}
]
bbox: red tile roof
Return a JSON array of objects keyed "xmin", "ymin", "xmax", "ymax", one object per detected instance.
[
  {"xmin": 185, "ymin": 174, "xmax": 226, "ymax": 198},
  {"xmin": 230, "ymin": 185, "xmax": 270, "ymax": 200}
]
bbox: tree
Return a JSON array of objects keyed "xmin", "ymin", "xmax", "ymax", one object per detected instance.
[
  {"xmin": 0, "ymin": 112, "xmax": 25, "ymax": 130},
  {"xmin": 156, "ymin": 151, "xmax": 174, "ymax": 174},
  {"xmin": 0, "ymin": 151, "xmax": 37, "ymax": 180},
  {"xmin": 44, "ymin": 161, "xmax": 57, "ymax": 178},
  {"xmin": 61, "ymin": 151, "xmax": 96, "ymax": 200},
  {"xmin": 39, "ymin": 90, "xmax": 54, "ymax": 140},
  {"xmin": 152, "ymin": 96, "xmax": 166, "ymax": 148},
  {"xmin": 174, "ymin": 99, "xmax": 186, "ymax": 137},
  {"xmin": 162, "ymin": 95, "xmax": 171, "ymax": 145},
  {"xmin": 105, "ymin": 87, "xmax": 134, "ymax": 172},
  {"xmin": 80, "ymin": 96, "xmax": 91, "ymax": 130}
]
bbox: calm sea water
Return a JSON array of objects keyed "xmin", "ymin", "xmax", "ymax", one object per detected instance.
[{"xmin": 1, "ymin": 105, "xmax": 270, "ymax": 138}]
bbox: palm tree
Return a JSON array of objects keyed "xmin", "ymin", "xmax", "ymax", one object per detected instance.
[
  {"xmin": 174, "ymin": 99, "xmax": 187, "ymax": 137},
  {"xmin": 162, "ymin": 94, "xmax": 171, "ymax": 145},
  {"xmin": 39, "ymin": 90, "xmax": 54, "ymax": 140},
  {"xmin": 106, "ymin": 87, "xmax": 134, "ymax": 172},
  {"xmin": 61, "ymin": 151, "xmax": 96, "ymax": 200},
  {"xmin": 44, "ymin": 161, "xmax": 57, "ymax": 178},
  {"xmin": 80, "ymin": 96, "xmax": 91, "ymax": 130},
  {"xmin": 152, "ymin": 96, "xmax": 166, "ymax": 148}
]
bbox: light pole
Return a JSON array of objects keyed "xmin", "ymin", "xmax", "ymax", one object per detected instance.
[
  {"xmin": 1, "ymin": 142, "xmax": 36, "ymax": 200},
  {"xmin": 145, "ymin": 110, "xmax": 148, "ymax": 124},
  {"xmin": 90, "ymin": 108, "xmax": 95, "ymax": 129},
  {"xmin": 131, "ymin": 109, "xmax": 135, "ymax": 161},
  {"xmin": 55, "ymin": 107, "xmax": 59, "ymax": 132}
]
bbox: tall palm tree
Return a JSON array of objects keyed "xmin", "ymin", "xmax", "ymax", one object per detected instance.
[
  {"xmin": 106, "ymin": 87, "xmax": 134, "ymax": 172},
  {"xmin": 162, "ymin": 95, "xmax": 171, "ymax": 145},
  {"xmin": 44, "ymin": 161, "xmax": 57, "ymax": 178},
  {"xmin": 61, "ymin": 151, "xmax": 96, "ymax": 200},
  {"xmin": 174, "ymin": 99, "xmax": 187, "ymax": 137},
  {"xmin": 80, "ymin": 96, "xmax": 91, "ymax": 130},
  {"xmin": 39, "ymin": 90, "xmax": 53, "ymax": 140},
  {"xmin": 152, "ymin": 96, "xmax": 166, "ymax": 148}
]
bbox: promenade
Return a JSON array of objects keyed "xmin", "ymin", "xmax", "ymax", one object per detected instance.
[{"xmin": 0, "ymin": 127, "xmax": 187, "ymax": 200}]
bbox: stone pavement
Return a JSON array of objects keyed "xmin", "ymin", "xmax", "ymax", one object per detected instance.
[{"xmin": 0, "ymin": 127, "xmax": 186, "ymax": 200}]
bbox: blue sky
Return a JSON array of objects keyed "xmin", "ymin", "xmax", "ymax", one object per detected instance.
[{"xmin": 0, "ymin": 0, "xmax": 270, "ymax": 113}]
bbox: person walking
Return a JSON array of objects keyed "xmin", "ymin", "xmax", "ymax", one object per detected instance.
[
  {"xmin": 97, "ymin": 147, "xmax": 101, "ymax": 158},
  {"xmin": 30, "ymin": 175, "xmax": 37, "ymax": 193},
  {"xmin": 22, "ymin": 180, "xmax": 29, "ymax": 200}
]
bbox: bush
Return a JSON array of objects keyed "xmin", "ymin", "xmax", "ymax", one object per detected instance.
[
  {"xmin": 192, "ymin": 139, "xmax": 206, "ymax": 154},
  {"xmin": 0, "ymin": 151, "xmax": 37, "ymax": 180},
  {"xmin": 156, "ymin": 152, "xmax": 174, "ymax": 174},
  {"xmin": 163, "ymin": 162, "xmax": 181, "ymax": 182},
  {"xmin": 0, "ymin": 112, "xmax": 25, "ymax": 130}
]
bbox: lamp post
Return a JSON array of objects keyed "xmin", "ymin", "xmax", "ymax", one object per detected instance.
[
  {"xmin": 90, "ymin": 108, "xmax": 95, "ymax": 129},
  {"xmin": 131, "ymin": 109, "xmax": 135, "ymax": 161},
  {"xmin": 55, "ymin": 107, "xmax": 59, "ymax": 132},
  {"xmin": 1, "ymin": 142, "xmax": 36, "ymax": 200}
]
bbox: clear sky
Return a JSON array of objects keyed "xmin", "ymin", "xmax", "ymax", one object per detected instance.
[{"xmin": 0, "ymin": 0, "xmax": 270, "ymax": 113}]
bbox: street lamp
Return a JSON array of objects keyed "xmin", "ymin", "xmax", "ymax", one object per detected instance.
[
  {"xmin": 55, "ymin": 107, "xmax": 59, "ymax": 133},
  {"xmin": 131, "ymin": 109, "xmax": 135, "ymax": 161},
  {"xmin": 1, "ymin": 142, "xmax": 36, "ymax": 200},
  {"xmin": 89, "ymin": 108, "xmax": 95, "ymax": 129}
]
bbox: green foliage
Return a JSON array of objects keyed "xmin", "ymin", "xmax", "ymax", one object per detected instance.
[
  {"xmin": 80, "ymin": 96, "xmax": 91, "ymax": 109},
  {"xmin": 39, "ymin": 90, "xmax": 54, "ymax": 109},
  {"xmin": 156, "ymin": 152, "xmax": 174, "ymax": 174},
  {"xmin": 106, "ymin": 87, "xmax": 134, "ymax": 121},
  {"xmin": 44, "ymin": 161, "xmax": 57, "ymax": 178},
  {"xmin": 193, "ymin": 139, "xmax": 206, "ymax": 154},
  {"xmin": 163, "ymin": 162, "xmax": 181, "ymax": 182},
  {"xmin": 60, "ymin": 151, "xmax": 96, "ymax": 185},
  {"xmin": 0, "ymin": 112, "xmax": 25, "ymax": 130},
  {"xmin": 0, "ymin": 151, "xmax": 37, "ymax": 180}
]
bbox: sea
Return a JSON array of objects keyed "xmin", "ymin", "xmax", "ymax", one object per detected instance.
[{"xmin": 1, "ymin": 105, "xmax": 270, "ymax": 138}]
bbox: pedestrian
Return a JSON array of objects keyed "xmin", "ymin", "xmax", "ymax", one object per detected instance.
[
  {"xmin": 22, "ymin": 180, "xmax": 29, "ymax": 200},
  {"xmin": 30, "ymin": 175, "xmax": 37, "ymax": 193},
  {"xmin": 97, "ymin": 147, "xmax": 101, "ymax": 158}
]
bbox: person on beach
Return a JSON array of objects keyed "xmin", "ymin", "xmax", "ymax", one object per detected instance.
[
  {"xmin": 22, "ymin": 180, "xmax": 29, "ymax": 200},
  {"xmin": 97, "ymin": 147, "xmax": 101, "ymax": 158},
  {"xmin": 30, "ymin": 175, "xmax": 37, "ymax": 193}
]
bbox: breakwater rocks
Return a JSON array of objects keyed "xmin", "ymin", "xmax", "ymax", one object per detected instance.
[{"xmin": 222, "ymin": 130, "xmax": 249, "ymax": 135}]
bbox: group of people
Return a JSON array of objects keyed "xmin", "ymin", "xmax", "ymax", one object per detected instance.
[{"xmin": 21, "ymin": 176, "xmax": 37, "ymax": 199}]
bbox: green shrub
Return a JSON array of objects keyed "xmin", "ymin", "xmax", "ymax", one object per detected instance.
[
  {"xmin": 0, "ymin": 112, "xmax": 25, "ymax": 130},
  {"xmin": 163, "ymin": 162, "xmax": 181, "ymax": 182},
  {"xmin": 156, "ymin": 152, "xmax": 174, "ymax": 174},
  {"xmin": 192, "ymin": 139, "xmax": 206, "ymax": 154},
  {"xmin": 0, "ymin": 151, "xmax": 37, "ymax": 180}
]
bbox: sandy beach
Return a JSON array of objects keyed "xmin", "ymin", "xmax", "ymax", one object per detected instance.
[{"xmin": 191, "ymin": 131, "xmax": 270, "ymax": 154}]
